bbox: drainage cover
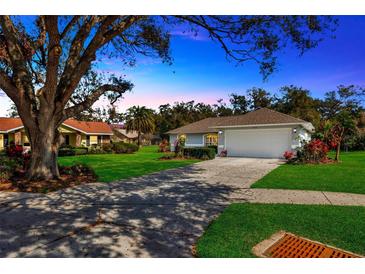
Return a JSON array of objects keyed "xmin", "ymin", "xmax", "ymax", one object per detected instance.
[{"xmin": 253, "ymin": 231, "xmax": 362, "ymax": 258}]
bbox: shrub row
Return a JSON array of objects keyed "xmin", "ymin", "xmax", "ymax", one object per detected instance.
[
  {"xmin": 58, "ymin": 147, "xmax": 88, "ymax": 157},
  {"xmin": 58, "ymin": 142, "xmax": 138, "ymax": 157},
  {"xmin": 112, "ymin": 142, "xmax": 139, "ymax": 154},
  {"xmin": 182, "ymin": 147, "xmax": 216, "ymax": 160}
]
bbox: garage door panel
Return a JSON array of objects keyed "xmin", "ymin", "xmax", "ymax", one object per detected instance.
[{"xmin": 225, "ymin": 128, "xmax": 291, "ymax": 158}]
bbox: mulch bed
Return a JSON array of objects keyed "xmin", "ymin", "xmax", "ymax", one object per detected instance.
[
  {"xmin": 159, "ymin": 155, "xmax": 189, "ymax": 161},
  {"xmin": 0, "ymin": 168, "xmax": 97, "ymax": 193}
]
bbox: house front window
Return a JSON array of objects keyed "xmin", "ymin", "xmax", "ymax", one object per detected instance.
[
  {"xmin": 97, "ymin": 135, "xmax": 102, "ymax": 145},
  {"xmin": 205, "ymin": 133, "xmax": 218, "ymax": 146},
  {"xmin": 86, "ymin": 135, "xmax": 90, "ymax": 146}
]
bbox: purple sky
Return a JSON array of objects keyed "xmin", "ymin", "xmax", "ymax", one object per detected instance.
[{"xmin": 1, "ymin": 16, "xmax": 365, "ymax": 116}]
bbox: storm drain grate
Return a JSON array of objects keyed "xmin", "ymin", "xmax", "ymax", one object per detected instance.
[{"xmin": 263, "ymin": 233, "xmax": 361, "ymax": 258}]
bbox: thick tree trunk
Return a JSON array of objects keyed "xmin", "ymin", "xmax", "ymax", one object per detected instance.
[{"xmin": 26, "ymin": 122, "xmax": 62, "ymax": 180}]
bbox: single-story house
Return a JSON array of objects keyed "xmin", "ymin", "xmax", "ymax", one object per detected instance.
[
  {"xmin": 167, "ymin": 108, "xmax": 314, "ymax": 158},
  {"xmin": 0, "ymin": 117, "xmax": 113, "ymax": 150},
  {"xmin": 111, "ymin": 127, "xmax": 139, "ymax": 143},
  {"xmin": 111, "ymin": 125, "xmax": 161, "ymax": 145}
]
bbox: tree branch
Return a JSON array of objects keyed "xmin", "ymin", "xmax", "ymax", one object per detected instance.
[
  {"xmin": 63, "ymin": 83, "xmax": 131, "ymax": 120},
  {"xmin": 0, "ymin": 16, "xmax": 36, "ymax": 103},
  {"xmin": 57, "ymin": 16, "xmax": 143, "ymax": 110},
  {"xmin": 0, "ymin": 69, "xmax": 18, "ymax": 103},
  {"xmin": 60, "ymin": 16, "xmax": 81, "ymax": 39}
]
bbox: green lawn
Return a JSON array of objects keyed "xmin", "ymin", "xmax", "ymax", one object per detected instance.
[
  {"xmin": 196, "ymin": 203, "xmax": 365, "ymax": 258},
  {"xmin": 58, "ymin": 145, "xmax": 199, "ymax": 182},
  {"xmin": 252, "ymin": 151, "xmax": 365, "ymax": 194}
]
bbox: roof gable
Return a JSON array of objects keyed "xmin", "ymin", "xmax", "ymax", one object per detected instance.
[{"xmin": 113, "ymin": 128, "xmax": 139, "ymax": 139}]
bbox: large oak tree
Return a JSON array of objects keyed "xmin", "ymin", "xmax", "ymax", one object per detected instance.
[{"xmin": 0, "ymin": 15, "xmax": 336, "ymax": 180}]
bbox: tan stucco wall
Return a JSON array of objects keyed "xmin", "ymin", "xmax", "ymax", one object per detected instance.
[
  {"xmin": 80, "ymin": 135, "xmax": 87, "ymax": 146},
  {"xmin": 63, "ymin": 133, "xmax": 77, "ymax": 146},
  {"xmin": 22, "ymin": 133, "xmax": 29, "ymax": 145},
  {"xmin": 0, "ymin": 134, "xmax": 3, "ymax": 149}
]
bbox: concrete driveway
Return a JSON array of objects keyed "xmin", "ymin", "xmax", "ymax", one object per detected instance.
[{"xmin": 0, "ymin": 157, "xmax": 280, "ymax": 258}]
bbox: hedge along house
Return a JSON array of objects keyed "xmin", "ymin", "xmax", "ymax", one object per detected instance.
[
  {"xmin": 167, "ymin": 108, "xmax": 314, "ymax": 158},
  {"xmin": 0, "ymin": 117, "xmax": 113, "ymax": 150}
]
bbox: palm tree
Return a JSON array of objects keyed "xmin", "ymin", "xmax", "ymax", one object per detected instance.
[{"xmin": 125, "ymin": 106, "xmax": 155, "ymax": 147}]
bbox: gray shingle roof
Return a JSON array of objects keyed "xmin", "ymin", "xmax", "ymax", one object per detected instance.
[{"xmin": 167, "ymin": 108, "xmax": 309, "ymax": 134}]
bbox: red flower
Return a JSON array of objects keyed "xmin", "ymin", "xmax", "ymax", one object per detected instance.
[{"xmin": 283, "ymin": 150, "xmax": 294, "ymax": 160}]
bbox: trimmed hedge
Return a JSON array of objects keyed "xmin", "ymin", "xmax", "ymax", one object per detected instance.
[
  {"xmin": 58, "ymin": 148, "xmax": 76, "ymax": 157},
  {"xmin": 207, "ymin": 145, "xmax": 218, "ymax": 154},
  {"xmin": 102, "ymin": 143, "xmax": 113, "ymax": 153},
  {"xmin": 112, "ymin": 142, "xmax": 139, "ymax": 154},
  {"xmin": 58, "ymin": 142, "xmax": 139, "ymax": 156},
  {"xmin": 58, "ymin": 147, "xmax": 88, "ymax": 157},
  {"xmin": 74, "ymin": 148, "xmax": 88, "ymax": 155},
  {"xmin": 183, "ymin": 147, "xmax": 216, "ymax": 160}
]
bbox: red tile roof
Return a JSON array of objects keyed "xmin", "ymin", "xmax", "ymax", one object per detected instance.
[
  {"xmin": 0, "ymin": 117, "xmax": 24, "ymax": 132},
  {"xmin": 63, "ymin": 119, "xmax": 113, "ymax": 134},
  {"xmin": 0, "ymin": 117, "xmax": 112, "ymax": 134}
]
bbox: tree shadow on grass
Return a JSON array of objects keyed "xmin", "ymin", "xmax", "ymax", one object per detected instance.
[{"xmin": 0, "ymin": 164, "xmax": 240, "ymax": 257}]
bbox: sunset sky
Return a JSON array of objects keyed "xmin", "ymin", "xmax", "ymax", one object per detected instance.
[{"xmin": 1, "ymin": 16, "xmax": 365, "ymax": 116}]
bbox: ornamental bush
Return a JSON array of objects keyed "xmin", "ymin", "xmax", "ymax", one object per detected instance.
[
  {"xmin": 58, "ymin": 148, "xmax": 76, "ymax": 157},
  {"xmin": 6, "ymin": 142, "xmax": 24, "ymax": 158},
  {"xmin": 297, "ymin": 139, "xmax": 329, "ymax": 163},
  {"xmin": 207, "ymin": 145, "xmax": 218, "ymax": 154},
  {"xmin": 182, "ymin": 147, "xmax": 216, "ymax": 160},
  {"xmin": 102, "ymin": 143, "xmax": 114, "ymax": 153},
  {"xmin": 158, "ymin": 139, "xmax": 170, "ymax": 152},
  {"xmin": 112, "ymin": 142, "xmax": 139, "ymax": 154},
  {"xmin": 0, "ymin": 156, "xmax": 18, "ymax": 182},
  {"xmin": 283, "ymin": 150, "xmax": 294, "ymax": 161}
]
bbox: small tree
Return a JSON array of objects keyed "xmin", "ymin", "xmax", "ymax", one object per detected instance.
[
  {"xmin": 125, "ymin": 106, "xmax": 155, "ymax": 147},
  {"xmin": 326, "ymin": 123, "xmax": 344, "ymax": 161}
]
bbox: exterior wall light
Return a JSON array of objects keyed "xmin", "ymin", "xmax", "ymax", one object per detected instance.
[
  {"xmin": 293, "ymin": 128, "xmax": 297, "ymax": 133},
  {"xmin": 218, "ymin": 130, "xmax": 223, "ymax": 134}
]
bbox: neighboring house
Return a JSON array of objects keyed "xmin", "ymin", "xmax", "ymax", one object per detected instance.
[
  {"xmin": 0, "ymin": 117, "xmax": 113, "ymax": 150},
  {"xmin": 111, "ymin": 127, "xmax": 139, "ymax": 143},
  {"xmin": 167, "ymin": 108, "xmax": 314, "ymax": 158},
  {"xmin": 111, "ymin": 126, "xmax": 162, "ymax": 145}
]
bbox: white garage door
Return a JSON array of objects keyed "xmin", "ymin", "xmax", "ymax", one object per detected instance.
[{"xmin": 225, "ymin": 128, "xmax": 292, "ymax": 158}]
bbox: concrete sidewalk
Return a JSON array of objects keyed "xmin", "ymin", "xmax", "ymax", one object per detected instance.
[{"xmin": 236, "ymin": 188, "xmax": 365, "ymax": 206}]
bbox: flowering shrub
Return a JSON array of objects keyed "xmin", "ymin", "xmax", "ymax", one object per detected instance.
[
  {"xmin": 219, "ymin": 149, "xmax": 227, "ymax": 157},
  {"xmin": 297, "ymin": 139, "xmax": 329, "ymax": 163},
  {"xmin": 283, "ymin": 150, "xmax": 294, "ymax": 161},
  {"xmin": 6, "ymin": 142, "xmax": 24, "ymax": 158},
  {"xmin": 158, "ymin": 139, "xmax": 170, "ymax": 152},
  {"xmin": 5, "ymin": 142, "xmax": 31, "ymax": 171}
]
